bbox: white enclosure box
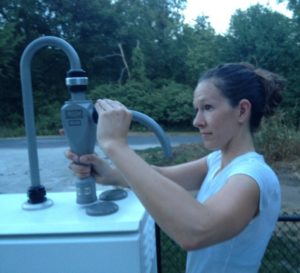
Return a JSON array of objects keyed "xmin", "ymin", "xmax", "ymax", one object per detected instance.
[{"xmin": 0, "ymin": 191, "xmax": 157, "ymax": 273}]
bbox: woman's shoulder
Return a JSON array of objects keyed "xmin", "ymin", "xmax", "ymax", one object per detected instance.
[
  {"xmin": 236, "ymin": 152, "xmax": 273, "ymax": 172},
  {"xmin": 230, "ymin": 152, "xmax": 279, "ymax": 188}
]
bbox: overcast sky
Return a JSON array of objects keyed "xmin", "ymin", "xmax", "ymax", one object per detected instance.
[{"xmin": 183, "ymin": 0, "xmax": 293, "ymax": 33}]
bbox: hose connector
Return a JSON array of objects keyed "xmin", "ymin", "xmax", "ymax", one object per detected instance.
[{"xmin": 66, "ymin": 69, "xmax": 88, "ymax": 93}]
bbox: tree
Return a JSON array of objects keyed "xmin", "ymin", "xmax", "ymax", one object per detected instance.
[
  {"xmin": 227, "ymin": 5, "xmax": 297, "ymax": 70},
  {"xmin": 177, "ymin": 16, "xmax": 224, "ymax": 85},
  {"xmin": 284, "ymin": 0, "xmax": 299, "ymax": 19},
  {"xmin": 131, "ymin": 41, "xmax": 147, "ymax": 82},
  {"xmin": 0, "ymin": 22, "xmax": 24, "ymax": 126},
  {"xmin": 111, "ymin": 0, "xmax": 187, "ymax": 80},
  {"xmin": 0, "ymin": 23, "xmax": 23, "ymax": 80},
  {"xmin": 0, "ymin": 0, "xmax": 121, "ymax": 130},
  {"xmin": 226, "ymin": 4, "xmax": 300, "ymax": 125}
]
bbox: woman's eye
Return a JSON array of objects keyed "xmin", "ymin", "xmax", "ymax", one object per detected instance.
[{"xmin": 203, "ymin": 104, "xmax": 212, "ymax": 111}]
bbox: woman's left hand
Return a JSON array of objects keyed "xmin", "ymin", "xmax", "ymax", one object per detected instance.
[{"xmin": 94, "ymin": 99, "xmax": 132, "ymax": 151}]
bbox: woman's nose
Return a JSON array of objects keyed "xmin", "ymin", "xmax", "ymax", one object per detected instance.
[{"xmin": 193, "ymin": 111, "xmax": 206, "ymax": 128}]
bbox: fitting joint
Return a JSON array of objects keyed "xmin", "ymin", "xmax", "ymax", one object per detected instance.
[{"xmin": 65, "ymin": 69, "xmax": 88, "ymax": 93}]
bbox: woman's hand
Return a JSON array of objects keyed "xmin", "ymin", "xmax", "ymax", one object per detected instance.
[
  {"xmin": 94, "ymin": 99, "xmax": 132, "ymax": 152},
  {"xmin": 65, "ymin": 150, "xmax": 128, "ymax": 187}
]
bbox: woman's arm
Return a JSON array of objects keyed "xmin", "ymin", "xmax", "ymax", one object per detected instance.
[
  {"xmin": 103, "ymin": 142, "xmax": 259, "ymax": 250},
  {"xmin": 95, "ymin": 99, "xmax": 260, "ymax": 250},
  {"xmin": 153, "ymin": 158, "xmax": 208, "ymax": 191},
  {"xmin": 65, "ymin": 150, "xmax": 207, "ymax": 190}
]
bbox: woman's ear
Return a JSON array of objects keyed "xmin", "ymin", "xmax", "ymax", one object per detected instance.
[{"xmin": 238, "ymin": 99, "xmax": 251, "ymax": 123}]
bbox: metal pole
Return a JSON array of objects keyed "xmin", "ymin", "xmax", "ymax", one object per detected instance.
[
  {"xmin": 20, "ymin": 36, "xmax": 81, "ymax": 188},
  {"xmin": 20, "ymin": 36, "xmax": 82, "ymax": 208}
]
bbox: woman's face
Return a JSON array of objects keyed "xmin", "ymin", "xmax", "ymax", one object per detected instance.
[{"xmin": 193, "ymin": 80, "xmax": 242, "ymax": 151}]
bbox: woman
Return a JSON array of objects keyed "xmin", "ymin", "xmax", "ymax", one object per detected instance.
[{"xmin": 66, "ymin": 63, "xmax": 284, "ymax": 272}]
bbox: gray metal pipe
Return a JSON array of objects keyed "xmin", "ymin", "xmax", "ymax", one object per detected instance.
[
  {"xmin": 131, "ymin": 111, "xmax": 172, "ymax": 158},
  {"xmin": 20, "ymin": 36, "xmax": 82, "ymax": 188}
]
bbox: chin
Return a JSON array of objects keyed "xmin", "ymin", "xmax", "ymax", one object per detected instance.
[{"xmin": 203, "ymin": 142, "xmax": 219, "ymax": 151}]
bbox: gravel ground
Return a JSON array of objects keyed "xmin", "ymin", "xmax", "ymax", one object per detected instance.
[
  {"xmin": 1, "ymin": 145, "xmax": 299, "ymax": 212},
  {"xmin": 273, "ymin": 160, "xmax": 300, "ymax": 212}
]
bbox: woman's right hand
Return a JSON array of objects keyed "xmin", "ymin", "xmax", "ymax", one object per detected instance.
[{"xmin": 64, "ymin": 150, "xmax": 128, "ymax": 187}]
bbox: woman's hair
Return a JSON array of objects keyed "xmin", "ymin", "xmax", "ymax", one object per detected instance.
[{"xmin": 199, "ymin": 63, "xmax": 286, "ymax": 132}]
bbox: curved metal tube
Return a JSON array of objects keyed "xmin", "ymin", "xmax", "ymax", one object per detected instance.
[
  {"xmin": 20, "ymin": 36, "xmax": 81, "ymax": 187},
  {"xmin": 93, "ymin": 109, "xmax": 173, "ymax": 158},
  {"xmin": 131, "ymin": 111, "xmax": 172, "ymax": 157}
]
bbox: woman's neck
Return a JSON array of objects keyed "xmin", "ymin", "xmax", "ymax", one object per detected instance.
[{"xmin": 220, "ymin": 130, "xmax": 255, "ymax": 169}]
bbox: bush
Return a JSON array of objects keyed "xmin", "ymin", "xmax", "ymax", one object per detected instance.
[
  {"xmin": 35, "ymin": 101, "xmax": 62, "ymax": 135},
  {"xmin": 1, "ymin": 79, "xmax": 195, "ymax": 137},
  {"xmin": 0, "ymin": 126, "xmax": 25, "ymax": 138},
  {"xmin": 255, "ymin": 112, "xmax": 300, "ymax": 163},
  {"xmin": 89, "ymin": 79, "xmax": 194, "ymax": 129}
]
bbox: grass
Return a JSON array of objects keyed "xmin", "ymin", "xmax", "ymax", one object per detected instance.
[{"xmin": 137, "ymin": 143, "xmax": 209, "ymax": 166}]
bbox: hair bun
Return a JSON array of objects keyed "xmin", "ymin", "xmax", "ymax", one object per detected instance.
[{"xmin": 254, "ymin": 68, "xmax": 286, "ymax": 117}]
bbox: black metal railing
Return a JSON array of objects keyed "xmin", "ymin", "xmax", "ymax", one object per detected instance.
[
  {"xmin": 260, "ymin": 214, "xmax": 300, "ymax": 272},
  {"xmin": 156, "ymin": 213, "xmax": 300, "ymax": 273}
]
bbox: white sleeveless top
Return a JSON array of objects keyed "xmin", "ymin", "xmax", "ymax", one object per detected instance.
[{"xmin": 186, "ymin": 151, "xmax": 281, "ymax": 273}]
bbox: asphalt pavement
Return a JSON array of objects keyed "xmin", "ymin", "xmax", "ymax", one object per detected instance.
[
  {"xmin": 0, "ymin": 133, "xmax": 201, "ymax": 194},
  {"xmin": 0, "ymin": 133, "xmax": 201, "ymax": 149}
]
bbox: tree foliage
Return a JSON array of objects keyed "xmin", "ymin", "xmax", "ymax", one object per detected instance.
[
  {"xmin": 0, "ymin": 22, "xmax": 24, "ymax": 126},
  {"xmin": 88, "ymin": 79, "xmax": 194, "ymax": 129},
  {"xmin": 227, "ymin": 4, "xmax": 300, "ymax": 125},
  {"xmin": 0, "ymin": 1, "xmax": 299, "ymax": 133},
  {"xmin": 227, "ymin": 5, "xmax": 298, "ymax": 71}
]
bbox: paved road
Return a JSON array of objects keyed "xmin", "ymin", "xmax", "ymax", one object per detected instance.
[
  {"xmin": 0, "ymin": 133, "xmax": 201, "ymax": 149},
  {"xmin": 0, "ymin": 133, "xmax": 201, "ymax": 194}
]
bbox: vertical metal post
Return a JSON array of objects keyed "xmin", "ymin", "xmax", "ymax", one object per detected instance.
[{"xmin": 20, "ymin": 36, "xmax": 81, "ymax": 209}]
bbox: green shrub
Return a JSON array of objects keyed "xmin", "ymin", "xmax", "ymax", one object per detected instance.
[
  {"xmin": 89, "ymin": 79, "xmax": 194, "ymax": 129},
  {"xmin": 35, "ymin": 101, "xmax": 62, "ymax": 135},
  {"xmin": 0, "ymin": 126, "xmax": 25, "ymax": 138},
  {"xmin": 255, "ymin": 112, "xmax": 300, "ymax": 163},
  {"xmin": 137, "ymin": 143, "xmax": 209, "ymax": 166}
]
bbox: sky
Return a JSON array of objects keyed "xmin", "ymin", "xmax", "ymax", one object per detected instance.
[{"xmin": 183, "ymin": 0, "xmax": 293, "ymax": 34}]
